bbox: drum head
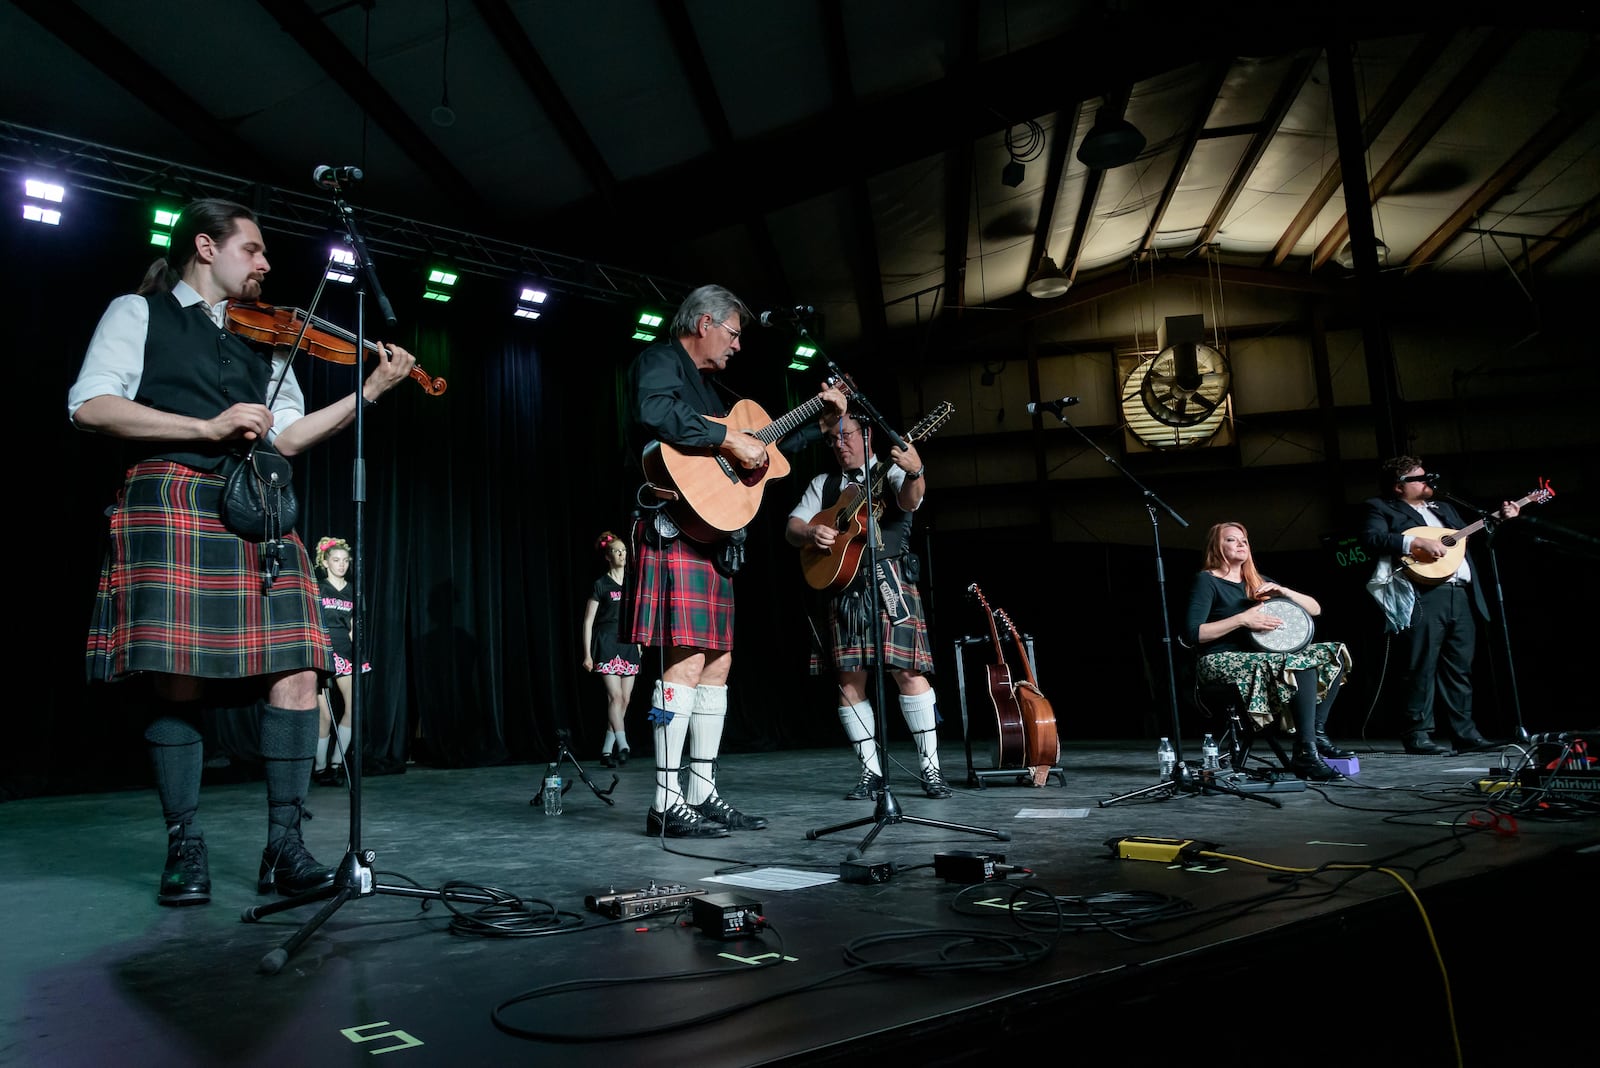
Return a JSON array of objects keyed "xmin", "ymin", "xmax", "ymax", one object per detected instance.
[{"xmin": 1251, "ymin": 597, "xmax": 1314, "ymax": 654}]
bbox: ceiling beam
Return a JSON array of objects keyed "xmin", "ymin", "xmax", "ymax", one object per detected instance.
[
  {"xmin": 656, "ymin": 0, "xmax": 789, "ymax": 298},
  {"xmin": 941, "ymin": 3, "xmax": 980, "ymax": 322},
  {"xmin": 471, "ymin": 0, "xmax": 616, "ymax": 202},
  {"xmin": 1139, "ymin": 60, "xmax": 1232, "ymax": 254},
  {"xmin": 1514, "ymin": 194, "xmax": 1600, "ymax": 272},
  {"xmin": 254, "ymin": 0, "xmax": 484, "ymax": 208},
  {"xmin": 1027, "ymin": 104, "xmax": 1079, "ymax": 272},
  {"xmin": 1311, "ymin": 31, "xmax": 1515, "ymax": 270},
  {"xmin": 1403, "ymin": 106, "xmax": 1593, "ymax": 273},
  {"xmin": 548, "ymin": 14, "xmax": 1347, "ymax": 246},
  {"xmin": 12, "ymin": 0, "xmax": 281, "ymax": 182},
  {"xmin": 818, "ymin": 0, "xmax": 884, "ymax": 340},
  {"xmin": 1266, "ymin": 30, "xmax": 1454, "ymax": 267},
  {"xmin": 1190, "ymin": 52, "xmax": 1318, "ymax": 252}
]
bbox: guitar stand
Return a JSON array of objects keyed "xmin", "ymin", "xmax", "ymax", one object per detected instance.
[
  {"xmin": 527, "ymin": 728, "xmax": 618, "ymax": 808},
  {"xmin": 952, "ymin": 634, "xmax": 1066, "ymax": 789}
]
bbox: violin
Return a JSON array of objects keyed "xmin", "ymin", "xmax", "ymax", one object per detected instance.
[{"xmin": 224, "ymin": 302, "xmax": 447, "ymax": 396}]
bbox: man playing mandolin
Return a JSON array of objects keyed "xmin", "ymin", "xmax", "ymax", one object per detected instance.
[
  {"xmin": 1361, "ymin": 456, "xmax": 1520, "ymax": 755},
  {"xmin": 624, "ymin": 284, "xmax": 846, "ymax": 838},
  {"xmin": 785, "ymin": 410, "xmax": 953, "ymax": 800}
]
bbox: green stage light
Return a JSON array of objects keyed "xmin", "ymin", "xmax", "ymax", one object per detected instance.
[{"xmin": 427, "ymin": 268, "xmax": 458, "ymax": 287}]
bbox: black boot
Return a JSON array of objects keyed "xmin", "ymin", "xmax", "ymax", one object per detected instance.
[
  {"xmin": 1290, "ymin": 740, "xmax": 1343, "ymax": 782},
  {"xmin": 158, "ymin": 825, "xmax": 211, "ymax": 906},
  {"xmin": 1289, "ymin": 668, "xmax": 1341, "ymax": 781},
  {"xmin": 259, "ymin": 704, "xmax": 336, "ymax": 896},
  {"xmin": 1315, "ymin": 735, "xmax": 1356, "ymax": 760}
]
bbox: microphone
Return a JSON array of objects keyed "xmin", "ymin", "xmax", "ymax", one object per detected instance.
[
  {"xmin": 1026, "ymin": 395, "xmax": 1081, "ymax": 414},
  {"xmin": 313, "ymin": 165, "xmax": 364, "ymax": 189},
  {"xmin": 758, "ymin": 305, "xmax": 816, "ymax": 327}
]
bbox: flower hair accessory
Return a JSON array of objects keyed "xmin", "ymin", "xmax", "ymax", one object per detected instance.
[{"xmin": 315, "ymin": 536, "xmax": 352, "ymax": 573}]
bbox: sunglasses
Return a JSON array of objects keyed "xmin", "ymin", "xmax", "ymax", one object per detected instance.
[{"xmin": 1400, "ymin": 474, "xmax": 1438, "ymax": 484}]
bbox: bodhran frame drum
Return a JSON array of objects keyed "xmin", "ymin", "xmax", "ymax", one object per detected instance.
[{"xmin": 1249, "ymin": 597, "xmax": 1314, "ymax": 654}]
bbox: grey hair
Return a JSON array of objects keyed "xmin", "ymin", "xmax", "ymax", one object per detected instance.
[{"xmin": 670, "ymin": 284, "xmax": 751, "ymax": 337}]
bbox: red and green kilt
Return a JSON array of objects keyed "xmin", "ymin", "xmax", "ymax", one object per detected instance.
[
  {"xmin": 86, "ymin": 460, "xmax": 334, "ymax": 683},
  {"xmin": 624, "ymin": 517, "xmax": 734, "ymax": 651},
  {"xmin": 813, "ymin": 561, "xmax": 933, "ymax": 675}
]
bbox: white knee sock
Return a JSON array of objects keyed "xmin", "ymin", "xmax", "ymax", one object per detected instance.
[
  {"xmin": 602, "ymin": 729, "xmax": 617, "ymax": 757},
  {"xmin": 334, "ymin": 725, "xmax": 352, "ymax": 767},
  {"xmin": 900, "ymin": 690, "xmax": 941, "ymax": 773},
  {"xmin": 683, "ymin": 684, "xmax": 728, "ymax": 806},
  {"xmin": 838, "ymin": 702, "xmax": 881, "ymax": 775},
  {"xmin": 650, "ymin": 680, "xmax": 696, "ymax": 812}
]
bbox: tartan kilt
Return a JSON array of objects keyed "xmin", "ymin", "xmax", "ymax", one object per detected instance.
[
  {"xmin": 814, "ymin": 561, "xmax": 933, "ymax": 675},
  {"xmin": 624, "ymin": 517, "xmax": 734, "ymax": 651},
  {"xmin": 86, "ymin": 460, "xmax": 334, "ymax": 683}
]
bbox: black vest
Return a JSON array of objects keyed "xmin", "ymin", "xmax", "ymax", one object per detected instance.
[
  {"xmin": 824, "ymin": 464, "xmax": 913, "ymax": 558},
  {"xmin": 136, "ymin": 291, "xmax": 277, "ymax": 471}
]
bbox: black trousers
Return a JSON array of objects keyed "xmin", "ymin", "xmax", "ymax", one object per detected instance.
[{"xmin": 1395, "ymin": 583, "xmax": 1479, "ymax": 739}]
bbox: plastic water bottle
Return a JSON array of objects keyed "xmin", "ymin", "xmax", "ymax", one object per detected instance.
[
  {"xmin": 542, "ymin": 763, "xmax": 563, "ymax": 816},
  {"xmin": 1201, "ymin": 733, "xmax": 1220, "ymax": 772},
  {"xmin": 1157, "ymin": 737, "xmax": 1176, "ymax": 778}
]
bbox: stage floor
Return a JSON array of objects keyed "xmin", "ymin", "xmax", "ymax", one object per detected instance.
[{"xmin": 2, "ymin": 739, "xmax": 1594, "ymax": 1067}]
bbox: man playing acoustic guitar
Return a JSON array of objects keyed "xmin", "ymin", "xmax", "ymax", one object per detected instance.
[
  {"xmin": 785, "ymin": 411, "xmax": 953, "ymax": 800},
  {"xmin": 1361, "ymin": 456, "xmax": 1520, "ymax": 755},
  {"xmin": 624, "ymin": 284, "xmax": 846, "ymax": 837}
]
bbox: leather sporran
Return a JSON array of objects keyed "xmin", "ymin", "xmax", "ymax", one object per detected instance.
[{"xmin": 219, "ymin": 447, "xmax": 299, "ymax": 541}]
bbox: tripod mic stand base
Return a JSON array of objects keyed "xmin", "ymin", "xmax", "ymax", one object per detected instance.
[
  {"xmin": 1099, "ymin": 764, "xmax": 1282, "ymax": 809},
  {"xmin": 805, "ymin": 785, "xmax": 1009, "ymax": 858}
]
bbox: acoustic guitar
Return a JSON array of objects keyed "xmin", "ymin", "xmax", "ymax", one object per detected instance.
[
  {"xmin": 969, "ymin": 584, "xmax": 1026, "ymax": 771},
  {"xmin": 641, "ymin": 377, "xmax": 850, "ymax": 544},
  {"xmin": 799, "ymin": 402, "xmax": 954, "ymax": 592},
  {"xmin": 996, "ymin": 607, "xmax": 1059, "ymax": 786},
  {"xmin": 1399, "ymin": 479, "xmax": 1555, "ymax": 584}
]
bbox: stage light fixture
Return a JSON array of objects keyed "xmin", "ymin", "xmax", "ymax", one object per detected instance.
[
  {"xmin": 520, "ymin": 288, "xmax": 547, "ymax": 305},
  {"xmin": 788, "ymin": 343, "xmax": 817, "ymax": 371},
  {"xmin": 149, "ymin": 206, "xmax": 180, "ymax": 246},
  {"xmin": 325, "ymin": 246, "xmax": 356, "ymax": 284},
  {"xmin": 633, "ymin": 311, "xmax": 663, "ymax": 342},
  {"xmin": 424, "ymin": 266, "xmax": 459, "ymax": 303},
  {"xmin": 22, "ymin": 177, "xmax": 64, "ymax": 225}
]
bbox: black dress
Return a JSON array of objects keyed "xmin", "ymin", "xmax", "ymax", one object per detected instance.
[{"xmin": 590, "ymin": 574, "xmax": 641, "ymax": 676}]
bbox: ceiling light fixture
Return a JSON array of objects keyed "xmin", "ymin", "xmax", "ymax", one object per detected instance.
[
  {"xmin": 1025, "ymin": 254, "xmax": 1071, "ymax": 298},
  {"xmin": 1076, "ymin": 104, "xmax": 1145, "ymax": 170},
  {"xmin": 1334, "ymin": 238, "xmax": 1389, "ymax": 270}
]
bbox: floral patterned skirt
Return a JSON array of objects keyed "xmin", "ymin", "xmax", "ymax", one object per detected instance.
[{"xmin": 1198, "ymin": 642, "xmax": 1352, "ymax": 732}]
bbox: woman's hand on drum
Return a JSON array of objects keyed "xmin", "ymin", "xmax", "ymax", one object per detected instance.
[{"xmin": 1238, "ymin": 606, "xmax": 1284, "ymax": 632}]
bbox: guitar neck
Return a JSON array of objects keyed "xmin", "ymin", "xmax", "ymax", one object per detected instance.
[{"xmin": 758, "ymin": 394, "xmax": 831, "ymax": 445}]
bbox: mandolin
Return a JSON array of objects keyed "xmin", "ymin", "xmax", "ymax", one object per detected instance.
[
  {"xmin": 1399, "ymin": 479, "xmax": 1555, "ymax": 584},
  {"xmin": 799, "ymin": 402, "xmax": 954, "ymax": 592},
  {"xmin": 996, "ymin": 607, "xmax": 1059, "ymax": 786},
  {"xmin": 969, "ymin": 584, "xmax": 1026, "ymax": 771}
]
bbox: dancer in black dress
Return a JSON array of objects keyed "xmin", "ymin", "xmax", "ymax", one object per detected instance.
[
  {"xmin": 312, "ymin": 537, "xmax": 367, "ymax": 785},
  {"xmin": 580, "ymin": 531, "xmax": 641, "ymax": 767}
]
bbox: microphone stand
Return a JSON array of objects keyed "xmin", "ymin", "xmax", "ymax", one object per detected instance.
[
  {"xmin": 1017, "ymin": 410, "xmax": 1278, "ymax": 809},
  {"xmin": 241, "ymin": 179, "xmax": 498, "ymax": 972},
  {"xmin": 1436, "ymin": 489, "xmax": 1530, "ymax": 743},
  {"xmin": 803, "ymin": 355, "xmax": 1007, "ymax": 855}
]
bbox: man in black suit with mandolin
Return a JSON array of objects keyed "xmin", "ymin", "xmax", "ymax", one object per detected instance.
[
  {"xmin": 1361, "ymin": 455, "xmax": 1520, "ymax": 755},
  {"xmin": 785, "ymin": 410, "xmax": 953, "ymax": 800}
]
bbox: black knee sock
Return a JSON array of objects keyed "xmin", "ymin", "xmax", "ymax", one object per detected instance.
[
  {"xmin": 259, "ymin": 703, "xmax": 318, "ymax": 847},
  {"xmin": 1314, "ymin": 671, "xmax": 1345, "ymax": 737},
  {"xmin": 1291, "ymin": 669, "xmax": 1319, "ymax": 744},
  {"xmin": 145, "ymin": 707, "xmax": 205, "ymax": 836}
]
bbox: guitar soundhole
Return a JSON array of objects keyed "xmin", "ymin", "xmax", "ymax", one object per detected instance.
[{"xmin": 738, "ymin": 461, "xmax": 769, "ymax": 488}]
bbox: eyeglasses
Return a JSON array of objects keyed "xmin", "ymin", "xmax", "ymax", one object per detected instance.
[
  {"xmin": 713, "ymin": 319, "xmax": 741, "ymax": 342},
  {"xmin": 824, "ymin": 427, "xmax": 861, "ymax": 446},
  {"xmin": 1401, "ymin": 474, "xmax": 1437, "ymax": 484}
]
